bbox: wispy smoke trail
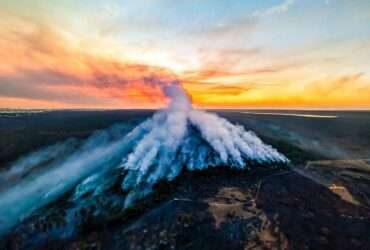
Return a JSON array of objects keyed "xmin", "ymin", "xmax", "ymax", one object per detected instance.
[
  {"xmin": 0, "ymin": 80, "xmax": 288, "ymax": 234},
  {"xmin": 0, "ymin": 124, "xmax": 134, "ymax": 234},
  {"xmin": 0, "ymin": 139, "xmax": 79, "ymax": 189}
]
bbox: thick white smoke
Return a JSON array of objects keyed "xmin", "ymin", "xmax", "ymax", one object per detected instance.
[
  {"xmin": 119, "ymin": 82, "xmax": 288, "ymax": 206},
  {"xmin": 0, "ymin": 80, "xmax": 288, "ymax": 234}
]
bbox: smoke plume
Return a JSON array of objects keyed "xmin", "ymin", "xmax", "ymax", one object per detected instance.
[
  {"xmin": 118, "ymin": 81, "xmax": 288, "ymax": 206},
  {"xmin": 0, "ymin": 80, "xmax": 288, "ymax": 234}
]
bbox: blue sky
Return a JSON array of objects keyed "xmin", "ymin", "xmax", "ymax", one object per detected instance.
[{"xmin": 1, "ymin": 0, "xmax": 370, "ymax": 108}]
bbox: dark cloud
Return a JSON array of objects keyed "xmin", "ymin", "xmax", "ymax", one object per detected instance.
[
  {"xmin": 208, "ymin": 85, "xmax": 251, "ymax": 96},
  {"xmin": 0, "ymin": 69, "xmax": 81, "ymax": 86},
  {"xmin": 0, "ymin": 81, "xmax": 102, "ymax": 105}
]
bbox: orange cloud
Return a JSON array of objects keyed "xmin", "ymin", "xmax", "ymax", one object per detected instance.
[
  {"xmin": 0, "ymin": 17, "xmax": 177, "ymax": 109},
  {"xmin": 1, "ymin": 12, "xmax": 370, "ymax": 110}
]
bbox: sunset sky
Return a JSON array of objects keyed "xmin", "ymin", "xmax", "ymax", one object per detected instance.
[{"xmin": 1, "ymin": 0, "xmax": 370, "ymax": 109}]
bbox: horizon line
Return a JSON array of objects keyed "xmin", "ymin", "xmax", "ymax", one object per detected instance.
[{"xmin": 1, "ymin": 107, "xmax": 370, "ymax": 112}]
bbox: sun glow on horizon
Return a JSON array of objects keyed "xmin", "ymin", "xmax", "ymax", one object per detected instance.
[{"xmin": 1, "ymin": 0, "xmax": 370, "ymax": 109}]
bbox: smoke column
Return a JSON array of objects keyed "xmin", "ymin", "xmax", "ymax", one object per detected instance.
[
  {"xmin": 118, "ymin": 81, "xmax": 288, "ymax": 206},
  {"xmin": 0, "ymin": 80, "xmax": 288, "ymax": 234}
]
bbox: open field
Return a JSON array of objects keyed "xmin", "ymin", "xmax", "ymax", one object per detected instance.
[
  {"xmin": 2, "ymin": 110, "xmax": 370, "ymax": 167},
  {"xmin": 1, "ymin": 110, "xmax": 370, "ymax": 250}
]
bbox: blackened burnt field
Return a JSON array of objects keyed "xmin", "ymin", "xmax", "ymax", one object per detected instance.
[{"xmin": 1, "ymin": 110, "xmax": 370, "ymax": 250}]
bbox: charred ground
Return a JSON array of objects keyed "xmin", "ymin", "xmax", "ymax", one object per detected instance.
[{"xmin": 1, "ymin": 110, "xmax": 370, "ymax": 250}]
